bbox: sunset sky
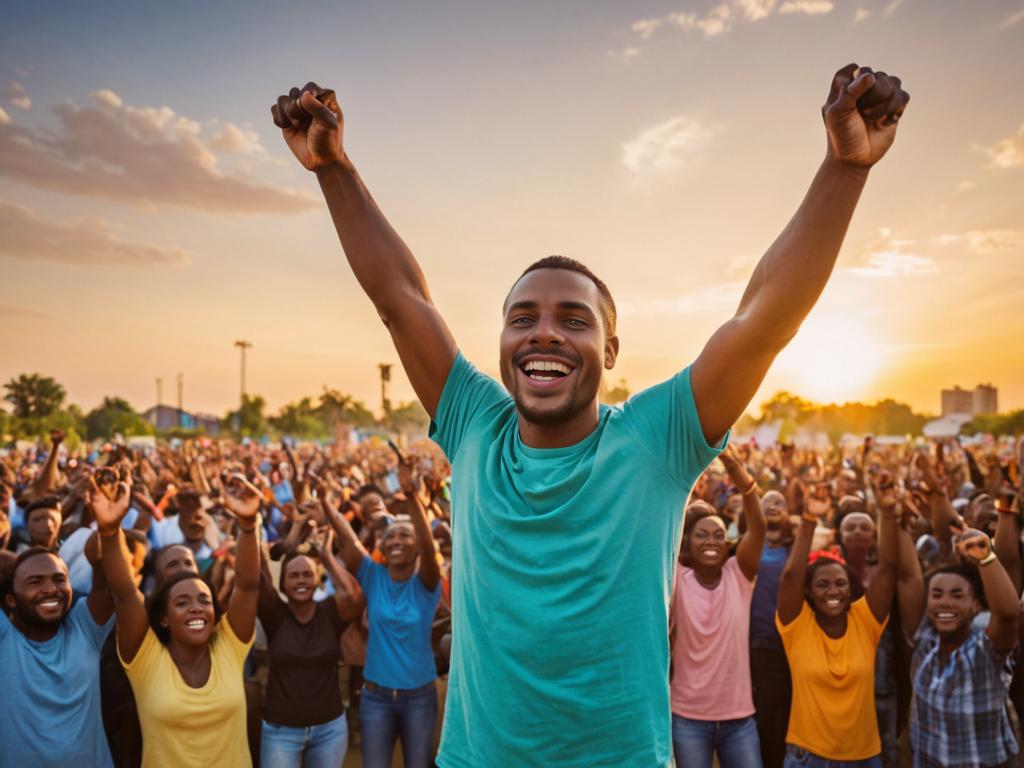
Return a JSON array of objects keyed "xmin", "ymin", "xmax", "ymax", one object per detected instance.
[{"xmin": 2, "ymin": 0, "xmax": 1023, "ymax": 421}]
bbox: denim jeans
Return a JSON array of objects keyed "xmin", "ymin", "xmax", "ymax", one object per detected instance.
[
  {"xmin": 360, "ymin": 681, "xmax": 437, "ymax": 768},
  {"xmin": 260, "ymin": 711, "xmax": 349, "ymax": 768},
  {"xmin": 782, "ymin": 745, "xmax": 883, "ymax": 768},
  {"xmin": 672, "ymin": 714, "xmax": 764, "ymax": 768}
]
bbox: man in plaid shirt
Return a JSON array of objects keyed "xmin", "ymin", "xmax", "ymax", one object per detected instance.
[{"xmin": 909, "ymin": 534, "xmax": 1019, "ymax": 768}]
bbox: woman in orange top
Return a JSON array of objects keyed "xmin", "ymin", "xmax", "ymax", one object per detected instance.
[{"xmin": 775, "ymin": 474, "xmax": 919, "ymax": 768}]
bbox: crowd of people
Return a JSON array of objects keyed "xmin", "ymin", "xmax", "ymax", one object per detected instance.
[{"xmin": 1, "ymin": 426, "xmax": 1021, "ymax": 767}]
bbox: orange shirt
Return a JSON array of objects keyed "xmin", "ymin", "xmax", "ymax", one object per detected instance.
[{"xmin": 776, "ymin": 597, "xmax": 887, "ymax": 760}]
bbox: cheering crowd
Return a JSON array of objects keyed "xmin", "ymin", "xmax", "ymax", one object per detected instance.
[{"xmin": 1, "ymin": 428, "xmax": 1021, "ymax": 767}]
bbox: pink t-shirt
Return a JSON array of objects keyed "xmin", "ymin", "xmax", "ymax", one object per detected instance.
[{"xmin": 670, "ymin": 557, "xmax": 756, "ymax": 720}]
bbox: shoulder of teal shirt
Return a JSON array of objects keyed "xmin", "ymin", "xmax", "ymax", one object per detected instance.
[{"xmin": 429, "ymin": 350, "xmax": 512, "ymax": 461}]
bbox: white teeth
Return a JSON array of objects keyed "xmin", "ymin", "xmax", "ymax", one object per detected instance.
[
  {"xmin": 826, "ymin": 599, "xmax": 841, "ymax": 607},
  {"xmin": 523, "ymin": 361, "xmax": 572, "ymax": 374},
  {"xmin": 40, "ymin": 600, "xmax": 60, "ymax": 608},
  {"xmin": 937, "ymin": 612, "xmax": 956, "ymax": 619},
  {"xmin": 186, "ymin": 619, "xmax": 206, "ymax": 629},
  {"xmin": 702, "ymin": 549, "xmax": 717, "ymax": 557}
]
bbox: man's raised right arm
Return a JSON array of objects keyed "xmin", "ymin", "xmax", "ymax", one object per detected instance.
[{"xmin": 272, "ymin": 83, "xmax": 456, "ymax": 417}]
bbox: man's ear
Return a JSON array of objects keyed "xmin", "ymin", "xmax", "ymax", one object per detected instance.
[
  {"xmin": 604, "ymin": 335, "xmax": 620, "ymax": 370},
  {"xmin": 4, "ymin": 592, "xmax": 15, "ymax": 611}
]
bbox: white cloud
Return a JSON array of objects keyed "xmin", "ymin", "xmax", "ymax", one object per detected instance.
[
  {"xmin": 779, "ymin": 0, "xmax": 833, "ymax": 15},
  {"xmin": 621, "ymin": 116, "xmax": 714, "ymax": 174},
  {"xmin": 854, "ymin": 7, "xmax": 871, "ymax": 21},
  {"xmin": 983, "ymin": 124, "xmax": 1024, "ymax": 169},
  {"xmin": 608, "ymin": 47, "xmax": 641, "ymax": 62},
  {"xmin": 0, "ymin": 106, "xmax": 9, "ymax": 125},
  {"xmin": 0, "ymin": 200, "xmax": 190, "ymax": 265},
  {"xmin": 0, "ymin": 88, "xmax": 317, "ymax": 213},
  {"xmin": 619, "ymin": 281, "xmax": 745, "ymax": 316},
  {"xmin": 630, "ymin": 0, "xmax": 831, "ymax": 39},
  {"xmin": 209, "ymin": 121, "xmax": 265, "ymax": 155},
  {"xmin": 930, "ymin": 229, "xmax": 1024, "ymax": 254},
  {"xmin": 850, "ymin": 250, "xmax": 936, "ymax": 277},
  {"xmin": 882, "ymin": 0, "xmax": 904, "ymax": 16},
  {"xmin": 4, "ymin": 82, "xmax": 30, "ymax": 110},
  {"xmin": 1000, "ymin": 7, "xmax": 1024, "ymax": 28},
  {"xmin": 631, "ymin": 17, "xmax": 662, "ymax": 38}
]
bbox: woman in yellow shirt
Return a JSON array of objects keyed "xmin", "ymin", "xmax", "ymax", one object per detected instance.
[
  {"xmin": 775, "ymin": 475, "xmax": 919, "ymax": 768},
  {"xmin": 94, "ymin": 475, "xmax": 262, "ymax": 768}
]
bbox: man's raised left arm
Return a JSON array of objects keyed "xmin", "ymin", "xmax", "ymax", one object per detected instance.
[{"xmin": 691, "ymin": 64, "xmax": 909, "ymax": 445}]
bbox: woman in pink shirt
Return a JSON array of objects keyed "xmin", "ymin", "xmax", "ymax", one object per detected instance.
[{"xmin": 670, "ymin": 445, "xmax": 766, "ymax": 768}]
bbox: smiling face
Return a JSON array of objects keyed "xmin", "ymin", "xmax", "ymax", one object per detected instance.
[
  {"xmin": 6, "ymin": 553, "xmax": 72, "ymax": 630},
  {"xmin": 177, "ymin": 503, "xmax": 209, "ymax": 544},
  {"xmin": 688, "ymin": 516, "xmax": 729, "ymax": 571},
  {"xmin": 807, "ymin": 561, "xmax": 852, "ymax": 618},
  {"xmin": 381, "ymin": 522, "xmax": 417, "ymax": 566},
  {"xmin": 927, "ymin": 572, "xmax": 980, "ymax": 636},
  {"xmin": 761, "ymin": 491, "xmax": 790, "ymax": 544},
  {"xmin": 500, "ymin": 268, "xmax": 618, "ymax": 428},
  {"xmin": 162, "ymin": 577, "xmax": 216, "ymax": 647},
  {"xmin": 282, "ymin": 555, "xmax": 318, "ymax": 603}
]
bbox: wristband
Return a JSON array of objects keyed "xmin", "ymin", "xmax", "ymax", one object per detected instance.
[
  {"xmin": 739, "ymin": 481, "xmax": 758, "ymax": 496},
  {"xmin": 237, "ymin": 522, "xmax": 257, "ymax": 534},
  {"xmin": 978, "ymin": 552, "xmax": 997, "ymax": 567}
]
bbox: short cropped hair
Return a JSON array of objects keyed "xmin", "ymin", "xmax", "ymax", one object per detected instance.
[
  {"xmin": 507, "ymin": 255, "xmax": 617, "ymax": 337},
  {"xmin": 24, "ymin": 495, "xmax": 61, "ymax": 517}
]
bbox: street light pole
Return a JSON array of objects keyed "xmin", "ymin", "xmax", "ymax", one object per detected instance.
[{"xmin": 234, "ymin": 340, "xmax": 253, "ymax": 404}]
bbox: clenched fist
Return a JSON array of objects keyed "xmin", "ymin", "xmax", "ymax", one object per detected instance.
[
  {"xmin": 823, "ymin": 64, "xmax": 910, "ymax": 167},
  {"xmin": 271, "ymin": 82, "xmax": 347, "ymax": 171}
]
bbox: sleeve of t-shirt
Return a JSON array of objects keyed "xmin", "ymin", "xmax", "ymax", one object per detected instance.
[
  {"xmin": 356, "ymin": 555, "xmax": 378, "ymax": 594},
  {"xmin": 429, "ymin": 351, "xmax": 511, "ymax": 461},
  {"xmin": 725, "ymin": 557, "xmax": 756, "ymax": 597},
  {"xmin": 120, "ymin": 627, "xmax": 161, "ymax": 687},
  {"xmin": 217, "ymin": 615, "xmax": 255, "ymax": 664},
  {"xmin": 69, "ymin": 595, "xmax": 115, "ymax": 652},
  {"xmin": 620, "ymin": 365, "xmax": 729, "ymax": 489},
  {"xmin": 776, "ymin": 600, "xmax": 813, "ymax": 650},
  {"xmin": 850, "ymin": 596, "xmax": 888, "ymax": 645}
]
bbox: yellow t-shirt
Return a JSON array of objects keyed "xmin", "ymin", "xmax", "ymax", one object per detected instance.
[
  {"xmin": 120, "ymin": 619, "xmax": 254, "ymax": 768},
  {"xmin": 776, "ymin": 597, "xmax": 887, "ymax": 761}
]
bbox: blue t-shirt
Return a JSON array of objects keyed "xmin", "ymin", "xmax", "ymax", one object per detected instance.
[
  {"xmin": 0, "ymin": 599, "xmax": 115, "ymax": 767},
  {"xmin": 750, "ymin": 544, "xmax": 790, "ymax": 649},
  {"xmin": 431, "ymin": 352, "xmax": 726, "ymax": 768},
  {"xmin": 357, "ymin": 555, "xmax": 441, "ymax": 689}
]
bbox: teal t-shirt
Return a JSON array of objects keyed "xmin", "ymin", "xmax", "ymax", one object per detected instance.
[{"xmin": 431, "ymin": 352, "xmax": 727, "ymax": 767}]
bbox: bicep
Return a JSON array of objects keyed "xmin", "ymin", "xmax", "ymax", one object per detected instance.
[
  {"xmin": 866, "ymin": 567, "xmax": 896, "ymax": 624},
  {"xmin": 691, "ymin": 316, "xmax": 783, "ymax": 447},
  {"xmin": 114, "ymin": 591, "xmax": 149, "ymax": 664},
  {"xmin": 383, "ymin": 295, "xmax": 458, "ymax": 419},
  {"xmin": 226, "ymin": 586, "xmax": 259, "ymax": 644}
]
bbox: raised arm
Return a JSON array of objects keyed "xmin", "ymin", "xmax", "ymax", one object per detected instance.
[
  {"xmin": 93, "ymin": 482, "xmax": 148, "ymax": 663},
  {"xmin": 323, "ymin": 496, "xmax": 369, "ymax": 573},
  {"xmin": 895, "ymin": 501, "xmax": 925, "ymax": 642},
  {"xmin": 222, "ymin": 475, "xmax": 262, "ymax": 643},
  {"xmin": 720, "ymin": 445, "xmax": 765, "ymax": 580},
  {"xmin": 397, "ymin": 460, "xmax": 441, "ymax": 592},
  {"xmin": 691, "ymin": 65, "xmax": 909, "ymax": 444},
  {"xmin": 320, "ymin": 528, "xmax": 366, "ymax": 622},
  {"xmin": 865, "ymin": 476, "xmax": 900, "ymax": 623},
  {"xmin": 957, "ymin": 528, "xmax": 1019, "ymax": 655},
  {"xmin": 30, "ymin": 430, "xmax": 64, "ymax": 499},
  {"xmin": 272, "ymin": 84, "xmax": 456, "ymax": 417},
  {"xmin": 777, "ymin": 515, "xmax": 817, "ymax": 626}
]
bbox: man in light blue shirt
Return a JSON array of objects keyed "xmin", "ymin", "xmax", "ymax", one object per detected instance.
[
  {"xmin": 1, "ymin": 546, "xmax": 116, "ymax": 767},
  {"xmin": 272, "ymin": 63, "xmax": 910, "ymax": 765}
]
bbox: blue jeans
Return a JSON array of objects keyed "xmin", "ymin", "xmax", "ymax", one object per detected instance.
[
  {"xmin": 260, "ymin": 711, "xmax": 349, "ymax": 768},
  {"xmin": 672, "ymin": 714, "xmax": 763, "ymax": 768},
  {"xmin": 783, "ymin": 745, "xmax": 884, "ymax": 768},
  {"xmin": 360, "ymin": 681, "xmax": 437, "ymax": 768}
]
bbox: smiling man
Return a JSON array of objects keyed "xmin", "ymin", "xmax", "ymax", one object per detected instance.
[
  {"xmin": 272, "ymin": 63, "xmax": 909, "ymax": 766},
  {"xmin": 0, "ymin": 547, "xmax": 115, "ymax": 767}
]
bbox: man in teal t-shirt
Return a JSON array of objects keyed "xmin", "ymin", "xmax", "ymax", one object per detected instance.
[{"xmin": 271, "ymin": 63, "xmax": 909, "ymax": 765}]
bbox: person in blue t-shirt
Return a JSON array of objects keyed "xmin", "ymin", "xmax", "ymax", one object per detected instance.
[
  {"xmin": 326, "ymin": 457, "xmax": 441, "ymax": 768},
  {"xmin": 0, "ymin": 545, "xmax": 116, "ymax": 768},
  {"xmin": 271, "ymin": 63, "xmax": 910, "ymax": 766}
]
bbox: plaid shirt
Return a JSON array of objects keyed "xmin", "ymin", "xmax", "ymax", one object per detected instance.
[{"xmin": 911, "ymin": 622, "xmax": 1018, "ymax": 768}]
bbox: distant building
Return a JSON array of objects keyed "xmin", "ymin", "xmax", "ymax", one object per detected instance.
[
  {"xmin": 142, "ymin": 405, "xmax": 222, "ymax": 435},
  {"xmin": 941, "ymin": 384, "xmax": 998, "ymax": 417},
  {"xmin": 973, "ymin": 383, "xmax": 998, "ymax": 416}
]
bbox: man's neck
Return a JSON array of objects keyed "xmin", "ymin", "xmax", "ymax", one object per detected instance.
[
  {"xmin": 517, "ymin": 401, "xmax": 600, "ymax": 449},
  {"xmin": 12, "ymin": 613, "xmax": 60, "ymax": 642}
]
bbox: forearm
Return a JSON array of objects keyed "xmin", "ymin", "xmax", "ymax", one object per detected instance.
[
  {"xmin": 233, "ymin": 522, "xmax": 260, "ymax": 591},
  {"xmin": 325, "ymin": 506, "xmax": 367, "ymax": 571},
  {"xmin": 738, "ymin": 158, "xmax": 869, "ymax": 345},
  {"xmin": 981, "ymin": 558, "xmax": 1020, "ymax": 624},
  {"xmin": 994, "ymin": 512, "xmax": 1021, "ymax": 593},
  {"xmin": 34, "ymin": 446, "xmax": 61, "ymax": 495},
  {"xmin": 316, "ymin": 162, "xmax": 433, "ymax": 318},
  {"xmin": 407, "ymin": 494, "xmax": 440, "ymax": 585},
  {"xmin": 778, "ymin": 519, "xmax": 815, "ymax": 622},
  {"xmin": 895, "ymin": 525, "xmax": 924, "ymax": 633},
  {"xmin": 99, "ymin": 529, "xmax": 142, "ymax": 602}
]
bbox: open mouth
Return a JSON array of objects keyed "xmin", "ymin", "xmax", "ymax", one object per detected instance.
[
  {"xmin": 36, "ymin": 598, "xmax": 64, "ymax": 610},
  {"xmin": 825, "ymin": 598, "xmax": 843, "ymax": 609},
  {"xmin": 388, "ymin": 545, "xmax": 405, "ymax": 558},
  {"xmin": 933, "ymin": 611, "xmax": 958, "ymax": 622},
  {"xmin": 518, "ymin": 358, "xmax": 576, "ymax": 389},
  {"xmin": 185, "ymin": 618, "xmax": 208, "ymax": 631},
  {"xmin": 701, "ymin": 548, "xmax": 719, "ymax": 558},
  {"xmin": 294, "ymin": 587, "xmax": 311, "ymax": 595}
]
